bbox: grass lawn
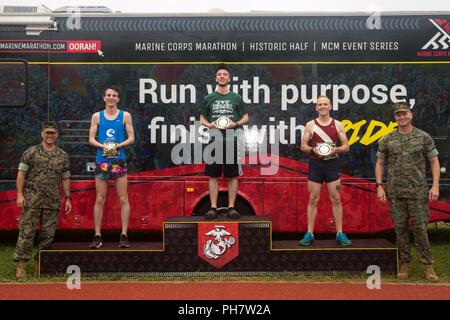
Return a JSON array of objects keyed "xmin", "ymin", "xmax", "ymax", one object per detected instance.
[{"xmin": 1, "ymin": 222, "xmax": 449, "ymax": 283}]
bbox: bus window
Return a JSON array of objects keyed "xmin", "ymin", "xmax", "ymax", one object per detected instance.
[{"xmin": 0, "ymin": 60, "xmax": 27, "ymax": 107}]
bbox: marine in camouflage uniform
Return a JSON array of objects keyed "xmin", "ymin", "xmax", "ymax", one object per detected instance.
[
  {"xmin": 375, "ymin": 102, "xmax": 440, "ymax": 281},
  {"xmin": 14, "ymin": 122, "xmax": 71, "ymax": 276}
]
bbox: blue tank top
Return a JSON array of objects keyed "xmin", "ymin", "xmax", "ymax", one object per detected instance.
[{"xmin": 96, "ymin": 110, "xmax": 126, "ymax": 162}]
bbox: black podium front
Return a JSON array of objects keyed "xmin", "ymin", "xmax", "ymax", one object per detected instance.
[{"xmin": 40, "ymin": 216, "xmax": 397, "ymax": 276}]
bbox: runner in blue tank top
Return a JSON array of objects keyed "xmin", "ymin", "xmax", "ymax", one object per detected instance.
[
  {"xmin": 95, "ymin": 110, "xmax": 126, "ymax": 162},
  {"xmin": 88, "ymin": 86, "xmax": 135, "ymax": 249}
]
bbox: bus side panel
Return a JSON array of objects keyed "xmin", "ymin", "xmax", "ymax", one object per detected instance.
[
  {"xmin": 297, "ymin": 181, "xmax": 370, "ymax": 234},
  {"xmin": 0, "ymin": 186, "xmax": 19, "ymax": 230},
  {"xmin": 128, "ymin": 180, "xmax": 185, "ymax": 231},
  {"xmin": 263, "ymin": 182, "xmax": 298, "ymax": 232},
  {"xmin": 340, "ymin": 182, "xmax": 370, "ymax": 234},
  {"xmin": 237, "ymin": 181, "xmax": 264, "ymax": 218},
  {"xmin": 57, "ymin": 180, "xmax": 185, "ymax": 231},
  {"xmin": 0, "ymin": 29, "xmax": 50, "ymax": 230},
  {"xmin": 184, "ymin": 180, "xmax": 264, "ymax": 217},
  {"xmin": 368, "ymin": 184, "xmax": 394, "ymax": 233},
  {"xmin": 55, "ymin": 180, "xmax": 94, "ymax": 230}
]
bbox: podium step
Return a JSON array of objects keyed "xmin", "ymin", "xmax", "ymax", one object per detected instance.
[
  {"xmin": 47, "ymin": 242, "xmax": 164, "ymax": 251},
  {"xmin": 40, "ymin": 216, "xmax": 397, "ymax": 276},
  {"xmin": 272, "ymin": 239, "xmax": 395, "ymax": 249}
]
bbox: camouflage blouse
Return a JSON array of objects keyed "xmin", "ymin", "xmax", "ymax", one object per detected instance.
[
  {"xmin": 377, "ymin": 127, "xmax": 438, "ymax": 199},
  {"xmin": 18, "ymin": 144, "xmax": 70, "ymax": 209}
]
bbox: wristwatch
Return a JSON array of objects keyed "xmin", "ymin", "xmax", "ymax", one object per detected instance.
[
  {"xmin": 65, "ymin": 195, "xmax": 71, "ymax": 200},
  {"xmin": 375, "ymin": 183, "xmax": 383, "ymax": 188}
]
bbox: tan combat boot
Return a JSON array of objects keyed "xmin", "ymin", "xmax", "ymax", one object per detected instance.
[
  {"xmin": 424, "ymin": 265, "xmax": 439, "ymax": 282},
  {"xmin": 397, "ymin": 262, "xmax": 410, "ymax": 280},
  {"xmin": 16, "ymin": 261, "xmax": 26, "ymax": 278}
]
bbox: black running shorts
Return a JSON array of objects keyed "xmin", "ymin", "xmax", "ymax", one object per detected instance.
[{"xmin": 307, "ymin": 158, "xmax": 340, "ymax": 183}]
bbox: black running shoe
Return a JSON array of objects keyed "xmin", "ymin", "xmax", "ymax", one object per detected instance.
[
  {"xmin": 227, "ymin": 207, "xmax": 241, "ymax": 219},
  {"xmin": 89, "ymin": 235, "xmax": 102, "ymax": 249},
  {"xmin": 205, "ymin": 208, "xmax": 218, "ymax": 220},
  {"xmin": 119, "ymin": 234, "xmax": 130, "ymax": 248}
]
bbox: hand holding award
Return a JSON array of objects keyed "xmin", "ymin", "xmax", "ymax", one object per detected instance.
[
  {"xmin": 215, "ymin": 116, "xmax": 231, "ymax": 129},
  {"xmin": 317, "ymin": 143, "xmax": 332, "ymax": 157},
  {"xmin": 102, "ymin": 141, "xmax": 120, "ymax": 158}
]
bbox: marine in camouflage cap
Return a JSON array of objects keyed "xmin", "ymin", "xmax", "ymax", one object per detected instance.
[
  {"xmin": 41, "ymin": 121, "xmax": 58, "ymax": 133},
  {"xmin": 13, "ymin": 121, "xmax": 71, "ymax": 277},
  {"xmin": 375, "ymin": 100, "xmax": 441, "ymax": 281},
  {"xmin": 392, "ymin": 101, "xmax": 411, "ymax": 114}
]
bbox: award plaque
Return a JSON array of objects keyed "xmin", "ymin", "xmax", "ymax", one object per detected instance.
[
  {"xmin": 317, "ymin": 143, "xmax": 333, "ymax": 157},
  {"xmin": 102, "ymin": 141, "xmax": 120, "ymax": 158},
  {"xmin": 216, "ymin": 116, "xmax": 231, "ymax": 129}
]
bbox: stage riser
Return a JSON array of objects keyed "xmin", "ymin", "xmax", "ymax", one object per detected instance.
[{"xmin": 40, "ymin": 217, "xmax": 397, "ymax": 276}]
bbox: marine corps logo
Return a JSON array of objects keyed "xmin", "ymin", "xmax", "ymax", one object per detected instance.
[{"xmin": 198, "ymin": 223, "xmax": 239, "ymax": 268}]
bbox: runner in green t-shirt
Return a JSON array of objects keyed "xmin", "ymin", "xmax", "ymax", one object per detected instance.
[{"xmin": 200, "ymin": 64, "xmax": 249, "ymax": 220}]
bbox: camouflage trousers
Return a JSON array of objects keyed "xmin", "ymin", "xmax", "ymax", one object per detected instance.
[
  {"xmin": 389, "ymin": 198, "xmax": 434, "ymax": 265},
  {"xmin": 13, "ymin": 208, "xmax": 59, "ymax": 262}
]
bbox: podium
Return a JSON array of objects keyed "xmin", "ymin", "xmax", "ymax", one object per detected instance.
[{"xmin": 40, "ymin": 216, "xmax": 397, "ymax": 276}]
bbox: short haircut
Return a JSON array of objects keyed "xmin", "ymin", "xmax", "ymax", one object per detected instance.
[
  {"xmin": 316, "ymin": 95, "xmax": 331, "ymax": 104},
  {"xmin": 216, "ymin": 63, "xmax": 230, "ymax": 74},
  {"xmin": 104, "ymin": 85, "xmax": 120, "ymax": 97}
]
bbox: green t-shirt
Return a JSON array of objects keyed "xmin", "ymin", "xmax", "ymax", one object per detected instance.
[{"xmin": 201, "ymin": 91, "xmax": 246, "ymax": 124}]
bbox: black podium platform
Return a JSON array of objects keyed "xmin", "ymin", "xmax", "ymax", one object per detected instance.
[{"xmin": 40, "ymin": 216, "xmax": 398, "ymax": 276}]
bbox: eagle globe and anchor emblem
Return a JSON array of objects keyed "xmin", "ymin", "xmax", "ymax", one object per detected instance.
[
  {"xmin": 203, "ymin": 225, "xmax": 236, "ymax": 259},
  {"xmin": 198, "ymin": 223, "xmax": 239, "ymax": 268}
]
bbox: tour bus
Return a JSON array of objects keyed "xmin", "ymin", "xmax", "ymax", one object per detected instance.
[{"xmin": 0, "ymin": 5, "xmax": 449, "ymax": 234}]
